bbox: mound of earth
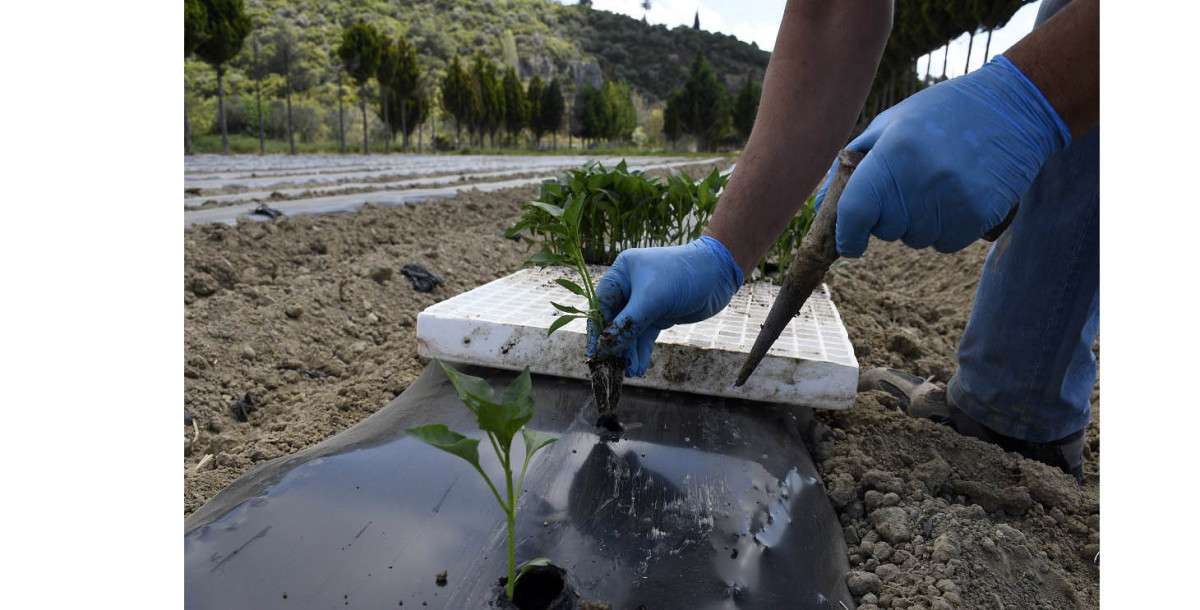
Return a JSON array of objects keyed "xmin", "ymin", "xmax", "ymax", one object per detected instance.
[{"xmin": 818, "ymin": 242, "xmax": 1100, "ymax": 609}]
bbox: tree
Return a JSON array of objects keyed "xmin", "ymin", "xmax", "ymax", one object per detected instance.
[
  {"xmin": 680, "ymin": 54, "xmax": 730, "ymax": 151},
  {"xmin": 264, "ymin": 18, "xmax": 311, "ymax": 155},
  {"xmin": 338, "ymin": 22, "xmax": 383, "ymax": 154},
  {"xmin": 526, "ymin": 76, "xmax": 545, "ymax": 147},
  {"xmin": 540, "ymin": 78, "xmax": 565, "ymax": 150},
  {"xmin": 662, "ymin": 90, "xmax": 683, "ymax": 148},
  {"xmin": 193, "ymin": 0, "xmax": 252, "ymax": 155},
  {"xmin": 472, "ymin": 54, "xmax": 505, "ymax": 148},
  {"xmin": 183, "ymin": 0, "xmax": 209, "ymax": 155},
  {"xmin": 732, "ymin": 77, "xmax": 760, "ymax": 143},
  {"xmin": 501, "ymin": 67, "xmax": 527, "ymax": 145},
  {"xmin": 378, "ymin": 36, "xmax": 420, "ymax": 151},
  {"xmin": 251, "ymin": 35, "xmax": 266, "ymax": 154},
  {"xmin": 441, "ymin": 55, "xmax": 472, "ymax": 146}
]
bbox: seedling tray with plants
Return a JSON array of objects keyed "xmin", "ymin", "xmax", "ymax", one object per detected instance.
[{"xmin": 416, "ymin": 266, "xmax": 858, "ymax": 409}]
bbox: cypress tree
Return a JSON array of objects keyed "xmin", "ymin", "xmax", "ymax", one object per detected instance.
[
  {"xmin": 540, "ymin": 78, "xmax": 565, "ymax": 150},
  {"xmin": 338, "ymin": 22, "xmax": 383, "ymax": 154},
  {"xmin": 526, "ymin": 76, "xmax": 544, "ymax": 147},
  {"xmin": 194, "ymin": 0, "xmax": 252, "ymax": 155},
  {"xmin": 183, "ymin": 0, "xmax": 209, "ymax": 155},
  {"xmin": 681, "ymin": 54, "xmax": 730, "ymax": 151},
  {"xmin": 732, "ymin": 77, "xmax": 761, "ymax": 144},
  {"xmin": 441, "ymin": 56, "xmax": 470, "ymax": 146},
  {"xmin": 662, "ymin": 90, "xmax": 683, "ymax": 149},
  {"xmin": 501, "ymin": 67, "xmax": 527, "ymax": 146}
]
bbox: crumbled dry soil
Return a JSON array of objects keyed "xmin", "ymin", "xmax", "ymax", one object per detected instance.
[
  {"xmin": 183, "ymin": 160, "xmax": 1098, "ymax": 609},
  {"xmin": 818, "ymin": 244, "xmax": 1100, "ymax": 610}
]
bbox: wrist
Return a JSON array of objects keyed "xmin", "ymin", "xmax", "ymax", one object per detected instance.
[
  {"xmin": 697, "ymin": 235, "xmax": 745, "ymax": 287},
  {"xmin": 985, "ymin": 55, "xmax": 1072, "ymax": 155}
]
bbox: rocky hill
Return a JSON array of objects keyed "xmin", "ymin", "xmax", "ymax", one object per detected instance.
[{"xmin": 236, "ymin": 0, "xmax": 769, "ymax": 102}]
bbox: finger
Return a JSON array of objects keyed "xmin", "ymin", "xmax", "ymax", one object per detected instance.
[
  {"xmin": 592, "ymin": 254, "xmax": 631, "ymax": 340},
  {"xmin": 601, "ymin": 294, "xmax": 654, "ymax": 366},
  {"xmin": 627, "ymin": 327, "xmax": 661, "ymax": 377},
  {"xmin": 834, "ymin": 151, "xmax": 894, "ymax": 258},
  {"xmin": 812, "ymin": 158, "xmax": 838, "ymax": 211},
  {"xmin": 900, "ymin": 198, "xmax": 940, "ymax": 250}
]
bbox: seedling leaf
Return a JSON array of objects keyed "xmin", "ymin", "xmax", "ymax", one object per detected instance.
[
  {"xmin": 529, "ymin": 247, "xmax": 567, "ymax": 266},
  {"xmin": 547, "ymin": 314, "xmax": 584, "ymax": 335},
  {"xmin": 439, "ymin": 361, "xmax": 496, "ymax": 413},
  {"xmin": 550, "ymin": 301, "xmax": 585, "ymax": 314},
  {"xmin": 522, "ymin": 428, "xmax": 557, "ymax": 459},
  {"xmin": 406, "ymin": 424, "xmax": 481, "ymax": 468},
  {"xmin": 526, "ymin": 201, "xmax": 564, "ymax": 218},
  {"xmin": 554, "ymin": 278, "xmax": 587, "ymax": 297}
]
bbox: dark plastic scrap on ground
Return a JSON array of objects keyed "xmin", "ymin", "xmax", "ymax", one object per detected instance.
[
  {"xmin": 251, "ymin": 202, "xmax": 284, "ymax": 219},
  {"xmin": 400, "ymin": 263, "xmax": 443, "ymax": 292},
  {"xmin": 185, "ymin": 363, "xmax": 854, "ymax": 609}
]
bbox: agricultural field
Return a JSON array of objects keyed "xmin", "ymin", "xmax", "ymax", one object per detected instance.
[{"xmin": 184, "ymin": 153, "xmax": 1099, "ymax": 609}]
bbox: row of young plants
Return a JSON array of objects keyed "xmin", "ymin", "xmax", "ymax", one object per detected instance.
[{"xmin": 506, "ymin": 162, "xmax": 816, "ymax": 282}]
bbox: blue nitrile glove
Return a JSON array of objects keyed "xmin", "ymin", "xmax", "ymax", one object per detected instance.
[
  {"xmin": 587, "ymin": 236, "xmax": 743, "ymax": 377},
  {"xmin": 814, "ymin": 55, "xmax": 1072, "ymax": 257}
]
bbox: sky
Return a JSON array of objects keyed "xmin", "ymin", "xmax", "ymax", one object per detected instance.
[{"xmin": 558, "ymin": 1, "xmax": 1044, "ymax": 80}]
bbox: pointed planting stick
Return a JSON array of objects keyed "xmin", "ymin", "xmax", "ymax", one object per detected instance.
[{"xmin": 735, "ymin": 149, "xmax": 865, "ymax": 387}]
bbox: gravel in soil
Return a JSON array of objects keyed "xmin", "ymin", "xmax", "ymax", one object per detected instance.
[
  {"xmin": 183, "ymin": 160, "xmax": 1098, "ymax": 609},
  {"xmin": 818, "ymin": 242, "xmax": 1100, "ymax": 610}
]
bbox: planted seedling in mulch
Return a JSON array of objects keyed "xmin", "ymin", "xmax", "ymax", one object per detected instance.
[{"xmin": 407, "ymin": 362, "xmax": 561, "ymax": 606}]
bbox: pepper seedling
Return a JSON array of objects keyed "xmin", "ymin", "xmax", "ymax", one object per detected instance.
[
  {"xmin": 407, "ymin": 361, "xmax": 557, "ymax": 601},
  {"xmin": 515, "ymin": 193, "xmax": 626, "ymax": 431}
]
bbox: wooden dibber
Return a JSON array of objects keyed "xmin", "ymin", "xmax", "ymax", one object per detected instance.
[{"xmin": 735, "ymin": 149, "xmax": 865, "ymax": 387}]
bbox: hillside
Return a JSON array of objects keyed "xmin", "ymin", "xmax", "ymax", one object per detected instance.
[{"xmin": 208, "ymin": 0, "xmax": 768, "ymax": 103}]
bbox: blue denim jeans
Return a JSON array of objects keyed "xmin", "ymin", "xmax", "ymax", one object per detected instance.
[
  {"xmin": 948, "ymin": 127, "xmax": 1098, "ymax": 443},
  {"xmin": 948, "ymin": 0, "xmax": 1098, "ymax": 444}
]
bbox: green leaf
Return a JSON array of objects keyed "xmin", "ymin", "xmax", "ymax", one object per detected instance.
[
  {"xmin": 407, "ymin": 424, "xmax": 481, "ymax": 468},
  {"xmin": 562, "ymin": 193, "xmax": 584, "ymax": 232},
  {"xmin": 526, "ymin": 201, "xmax": 564, "ymax": 218},
  {"xmin": 550, "ymin": 301, "xmax": 585, "ymax": 314},
  {"xmin": 554, "ymin": 278, "xmax": 587, "ymax": 297},
  {"xmin": 438, "ymin": 361, "xmax": 495, "ymax": 413},
  {"xmin": 546, "ymin": 314, "xmax": 584, "ymax": 335},
  {"xmin": 529, "ymin": 247, "xmax": 566, "ymax": 266},
  {"xmin": 500, "ymin": 367, "xmax": 533, "ymax": 407},
  {"xmin": 521, "ymin": 428, "xmax": 557, "ymax": 459}
]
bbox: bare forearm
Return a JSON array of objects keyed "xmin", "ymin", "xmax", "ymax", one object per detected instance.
[
  {"xmin": 1004, "ymin": 0, "xmax": 1099, "ymax": 137},
  {"xmin": 706, "ymin": 0, "xmax": 891, "ymax": 276}
]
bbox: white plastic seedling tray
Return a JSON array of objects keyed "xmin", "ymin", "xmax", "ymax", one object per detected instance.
[{"xmin": 416, "ymin": 267, "xmax": 858, "ymax": 409}]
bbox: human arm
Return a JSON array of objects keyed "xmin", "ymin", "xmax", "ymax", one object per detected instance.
[
  {"xmin": 590, "ymin": 0, "xmax": 893, "ymax": 375},
  {"xmin": 706, "ymin": 0, "xmax": 893, "ymax": 276},
  {"xmin": 824, "ymin": 0, "xmax": 1099, "ymax": 257}
]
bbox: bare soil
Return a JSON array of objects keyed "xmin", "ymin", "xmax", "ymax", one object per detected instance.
[
  {"xmin": 818, "ymin": 243, "xmax": 1100, "ymax": 609},
  {"xmin": 183, "ymin": 160, "xmax": 1098, "ymax": 609}
]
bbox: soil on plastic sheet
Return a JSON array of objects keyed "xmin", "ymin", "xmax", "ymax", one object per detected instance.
[
  {"xmin": 183, "ymin": 161, "xmax": 728, "ymax": 515},
  {"xmin": 815, "ymin": 241, "xmax": 1100, "ymax": 610}
]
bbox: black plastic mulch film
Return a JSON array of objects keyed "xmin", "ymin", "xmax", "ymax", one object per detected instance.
[{"xmin": 185, "ymin": 364, "xmax": 854, "ymax": 609}]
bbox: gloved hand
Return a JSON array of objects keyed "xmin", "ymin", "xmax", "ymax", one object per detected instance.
[
  {"xmin": 815, "ymin": 55, "xmax": 1072, "ymax": 257},
  {"xmin": 588, "ymin": 236, "xmax": 743, "ymax": 377}
]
